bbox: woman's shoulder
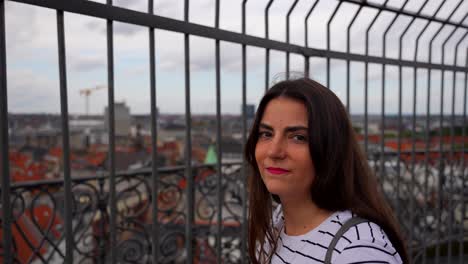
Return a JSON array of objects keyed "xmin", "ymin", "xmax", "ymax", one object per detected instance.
[
  {"xmin": 331, "ymin": 211, "xmax": 403, "ymax": 263},
  {"xmin": 268, "ymin": 208, "xmax": 402, "ymax": 263}
]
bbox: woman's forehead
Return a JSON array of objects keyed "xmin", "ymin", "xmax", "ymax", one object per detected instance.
[{"xmin": 260, "ymin": 97, "xmax": 308, "ymax": 126}]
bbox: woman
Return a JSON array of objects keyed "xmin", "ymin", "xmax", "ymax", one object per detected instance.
[{"xmin": 245, "ymin": 78, "xmax": 409, "ymax": 263}]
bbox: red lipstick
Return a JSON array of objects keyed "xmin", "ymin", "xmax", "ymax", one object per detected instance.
[{"xmin": 266, "ymin": 167, "xmax": 290, "ymax": 175}]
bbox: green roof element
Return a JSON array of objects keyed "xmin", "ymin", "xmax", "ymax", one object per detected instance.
[{"xmin": 204, "ymin": 144, "xmax": 217, "ymax": 164}]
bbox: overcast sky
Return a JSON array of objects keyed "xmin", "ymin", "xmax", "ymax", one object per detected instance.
[{"xmin": 5, "ymin": 0, "xmax": 468, "ymax": 115}]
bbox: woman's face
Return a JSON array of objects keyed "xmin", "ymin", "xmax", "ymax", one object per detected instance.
[{"xmin": 255, "ymin": 97, "xmax": 315, "ymax": 202}]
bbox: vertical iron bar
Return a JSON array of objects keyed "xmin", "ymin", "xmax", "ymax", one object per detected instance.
[
  {"xmin": 265, "ymin": 51, "xmax": 269, "ymax": 91},
  {"xmin": 432, "ymin": 4, "xmax": 462, "ymax": 261},
  {"xmin": 424, "ymin": 66, "xmax": 431, "ymax": 264},
  {"xmin": 326, "ymin": 2, "xmax": 342, "ymax": 89},
  {"xmin": 346, "ymin": 5, "xmax": 363, "ymax": 113},
  {"xmin": 304, "ymin": 0, "xmax": 318, "ymax": 49},
  {"xmin": 410, "ymin": 65, "xmax": 417, "ymax": 262},
  {"xmin": 148, "ymin": 0, "xmax": 159, "ymax": 261},
  {"xmin": 428, "ymin": 23, "xmax": 444, "ymax": 264},
  {"xmin": 396, "ymin": 59, "xmax": 402, "ymax": 225},
  {"xmin": 415, "ymin": 21, "xmax": 432, "ymax": 264},
  {"xmin": 454, "ymin": 18, "xmax": 467, "ymax": 264},
  {"xmin": 430, "ymin": 23, "xmax": 448, "ymax": 264},
  {"xmin": 413, "ymin": 3, "xmax": 445, "ymax": 262},
  {"xmin": 449, "ymin": 66, "xmax": 455, "ymax": 264},
  {"xmin": 455, "ymin": 31, "xmax": 468, "ymax": 264},
  {"xmin": 365, "ymin": 0, "xmax": 389, "ymax": 153},
  {"xmin": 441, "ymin": 18, "xmax": 466, "ymax": 262},
  {"xmin": 392, "ymin": 0, "xmax": 410, "ymax": 220},
  {"xmin": 364, "ymin": 62, "xmax": 368, "ymax": 151},
  {"xmin": 106, "ymin": 0, "xmax": 117, "ymax": 260},
  {"xmin": 265, "ymin": 0, "xmax": 274, "ymax": 92},
  {"xmin": 304, "ymin": 0, "xmax": 318, "ymax": 80},
  {"xmin": 184, "ymin": 0, "xmax": 194, "ymax": 262},
  {"xmin": 380, "ymin": 1, "xmax": 409, "ymax": 212},
  {"xmin": 215, "ymin": 0, "xmax": 223, "ymax": 262},
  {"xmin": 461, "ymin": 47, "xmax": 468, "ymax": 264},
  {"xmin": 379, "ymin": 65, "xmax": 385, "ymax": 178},
  {"xmin": 285, "ymin": 0, "xmax": 298, "ymax": 79},
  {"xmin": 426, "ymin": 17, "xmax": 450, "ymax": 262},
  {"xmin": 241, "ymin": 1, "xmax": 248, "ymax": 262},
  {"xmin": 56, "ymin": 9, "xmax": 73, "ymax": 264},
  {"xmin": 0, "ymin": 0, "xmax": 11, "ymax": 262},
  {"xmin": 398, "ymin": 2, "xmax": 430, "ymax": 255}
]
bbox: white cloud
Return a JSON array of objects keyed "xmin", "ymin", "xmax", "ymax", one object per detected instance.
[
  {"xmin": 7, "ymin": 69, "xmax": 60, "ymax": 113},
  {"xmin": 5, "ymin": 2, "xmax": 57, "ymax": 61},
  {"xmin": 69, "ymin": 55, "xmax": 106, "ymax": 72}
]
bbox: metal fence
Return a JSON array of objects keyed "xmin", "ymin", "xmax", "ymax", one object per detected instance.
[
  {"xmin": 5, "ymin": 162, "xmax": 246, "ymax": 263},
  {"xmin": 1, "ymin": 0, "xmax": 468, "ymax": 263}
]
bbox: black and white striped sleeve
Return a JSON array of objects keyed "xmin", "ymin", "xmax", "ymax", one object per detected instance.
[{"xmin": 333, "ymin": 240, "xmax": 402, "ymax": 264}]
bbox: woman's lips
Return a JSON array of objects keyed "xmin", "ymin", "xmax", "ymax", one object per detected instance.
[{"xmin": 266, "ymin": 167, "xmax": 290, "ymax": 175}]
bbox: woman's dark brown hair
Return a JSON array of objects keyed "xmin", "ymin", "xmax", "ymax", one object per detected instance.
[{"xmin": 245, "ymin": 78, "xmax": 409, "ymax": 263}]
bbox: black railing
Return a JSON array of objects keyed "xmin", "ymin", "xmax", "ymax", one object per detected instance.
[
  {"xmin": 1, "ymin": 0, "xmax": 468, "ymax": 263},
  {"xmin": 2, "ymin": 153, "xmax": 468, "ymax": 263},
  {"xmin": 4, "ymin": 163, "xmax": 245, "ymax": 263}
]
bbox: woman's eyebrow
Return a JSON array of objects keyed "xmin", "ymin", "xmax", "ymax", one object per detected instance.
[
  {"xmin": 259, "ymin": 123, "xmax": 308, "ymax": 132},
  {"xmin": 259, "ymin": 123, "xmax": 273, "ymax": 130},
  {"xmin": 284, "ymin": 126, "xmax": 308, "ymax": 133}
]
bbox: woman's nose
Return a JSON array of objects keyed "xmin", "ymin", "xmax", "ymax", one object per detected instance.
[{"xmin": 267, "ymin": 137, "xmax": 286, "ymax": 159}]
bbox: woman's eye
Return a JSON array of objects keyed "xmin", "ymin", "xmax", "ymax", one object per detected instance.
[
  {"xmin": 292, "ymin": 134, "xmax": 307, "ymax": 142},
  {"xmin": 258, "ymin": 131, "xmax": 272, "ymax": 138}
]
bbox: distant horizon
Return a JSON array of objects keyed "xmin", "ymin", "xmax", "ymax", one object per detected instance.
[{"xmin": 7, "ymin": 112, "xmax": 468, "ymax": 117}]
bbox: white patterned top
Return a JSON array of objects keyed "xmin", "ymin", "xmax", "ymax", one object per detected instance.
[{"xmin": 260, "ymin": 205, "xmax": 403, "ymax": 264}]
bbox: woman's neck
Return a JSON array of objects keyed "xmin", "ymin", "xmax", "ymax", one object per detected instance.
[{"xmin": 281, "ymin": 197, "xmax": 333, "ymax": 236}]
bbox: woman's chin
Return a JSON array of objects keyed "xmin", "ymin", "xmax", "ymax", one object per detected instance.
[
  {"xmin": 266, "ymin": 184, "xmax": 309, "ymax": 202},
  {"xmin": 265, "ymin": 184, "xmax": 288, "ymax": 198}
]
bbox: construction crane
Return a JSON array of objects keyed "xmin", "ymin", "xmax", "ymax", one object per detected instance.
[{"xmin": 79, "ymin": 85, "xmax": 106, "ymax": 116}]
